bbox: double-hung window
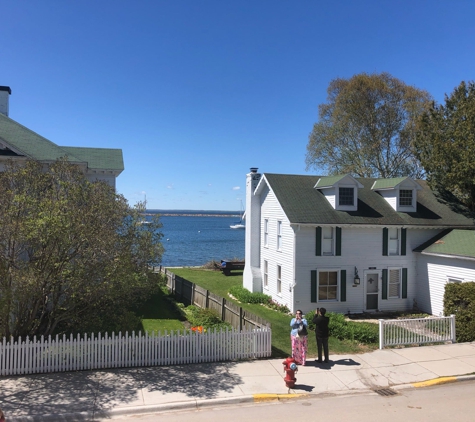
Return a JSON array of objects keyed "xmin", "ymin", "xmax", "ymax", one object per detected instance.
[
  {"xmin": 399, "ymin": 189, "xmax": 413, "ymax": 207},
  {"xmin": 383, "ymin": 227, "xmax": 406, "ymax": 256},
  {"xmin": 264, "ymin": 219, "xmax": 269, "ymax": 247},
  {"xmin": 339, "ymin": 187, "xmax": 354, "ymax": 206},
  {"xmin": 263, "ymin": 260, "xmax": 268, "ymax": 288},
  {"xmin": 322, "ymin": 227, "xmax": 334, "ymax": 256},
  {"xmin": 277, "ymin": 265, "xmax": 282, "ymax": 295},
  {"xmin": 277, "ymin": 221, "xmax": 282, "ymax": 250},
  {"xmin": 388, "ymin": 268, "xmax": 401, "ymax": 298},
  {"xmin": 388, "ymin": 228, "xmax": 399, "ymax": 255},
  {"xmin": 318, "ymin": 270, "xmax": 339, "ymax": 301}
]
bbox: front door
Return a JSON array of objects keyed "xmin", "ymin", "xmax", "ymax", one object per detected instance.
[{"xmin": 365, "ymin": 271, "xmax": 380, "ymax": 311}]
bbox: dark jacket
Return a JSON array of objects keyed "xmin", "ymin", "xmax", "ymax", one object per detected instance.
[{"xmin": 312, "ymin": 314, "xmax": 330, "ymax": 338}]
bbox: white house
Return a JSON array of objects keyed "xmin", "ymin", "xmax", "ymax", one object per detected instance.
[
  {"xmin": 0, "ymin": 86, "xmax": 124, "ymax": 187},
  {"xmin": 414, "ymin": 230, "xmax": 475, "ymax": 316},
  {"xmin": 243, "ymin": 168, "xmax": 475, "ymax": 315}
]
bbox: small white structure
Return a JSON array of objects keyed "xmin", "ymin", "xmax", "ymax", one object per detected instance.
[
  {"xmin": 243, "ymin": 168, "xmax": 475, "ymax": 315},
  {"xmin": 0, "ymin": 86, "xmax": 123, "ymax": 187},
  {"xmin": 415, "ymin": 230, "xmax": 475, "ymax": 316}
]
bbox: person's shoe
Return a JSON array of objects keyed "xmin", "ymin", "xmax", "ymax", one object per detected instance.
[
  {"xmin": 316, "ymin": 359, "xmax": 322, "ymax": 363},
  {"xmin": 324, "ymin": 360, "xmax": 329, "ymax": 363}
]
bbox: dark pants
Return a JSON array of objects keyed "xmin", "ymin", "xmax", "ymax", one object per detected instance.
[{"xmin": 316, "ymin": 336, "xmax": 329, "ymax": 362}]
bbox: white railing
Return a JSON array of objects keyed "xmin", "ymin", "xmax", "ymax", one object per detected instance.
[
  {"xmin": 0, "ymin": 327, "xmax": 272, "ymax": 376},
  {"xmin": 379, "ymin": 315, "xmax": 456, "ymax": 349}
]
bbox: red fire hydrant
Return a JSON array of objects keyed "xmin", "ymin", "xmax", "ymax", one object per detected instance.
[{"xmin": 282, "ymin": 357, "xmax": 298, "ymax": 389}]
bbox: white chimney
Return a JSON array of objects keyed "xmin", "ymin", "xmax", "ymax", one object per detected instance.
[
  {"xmin": 0, "ymin": 86, "xmax": 11, "ymax": 117},
  {"xmin": 243, "ymin": 167, "xmax": 262, "ymax": 292}
]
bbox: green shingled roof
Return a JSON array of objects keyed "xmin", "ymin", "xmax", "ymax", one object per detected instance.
[
  {"xmin": 0, "ymin": 113, "xmax": 123, "ymax": 172},
  {"xmin": 61, "ymin": 147, "xmax": 123, "ymax": 171},
  {"xmin": 414, "ymin": 229, "xmax": 475, "ymax": 258},
  {"xmin": 372, "ymin": 177, "xmax": 408, "ymax": 190},
  {"xmin": 262, "ymin": 173, "xmax": 475, "ymax": 227},
  {"xmin": 314, "ymin": 174, "xmax": 348, "ymax": 188}
]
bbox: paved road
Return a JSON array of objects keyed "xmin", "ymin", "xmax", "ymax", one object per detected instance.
[{"xmin": 111, "ymin": 380, "xmax": 475, "ymax": 422}]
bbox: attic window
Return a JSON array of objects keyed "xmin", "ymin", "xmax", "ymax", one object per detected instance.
[
  {"xmin": 339, "ymin": 187, "xmax": 354, "ymax": 206},
  {"xmin": 399, "ymin": 189, "xmax": 413, "ymax": 206}
]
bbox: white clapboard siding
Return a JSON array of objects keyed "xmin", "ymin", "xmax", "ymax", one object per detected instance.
[
  {"xmin": 292, "ymin": 226, "xmax": 448, "ymax": 315},
  {"xmin": 416, "ymin": 255, "xmax": 475, "ymax": 315},
  {"xmin": 0, "ymin": 327, "xmax": 271, "ymax": 376},
  {"xmin": 260, "ymin": 186, "xmax": 295, "ymax": 310}
]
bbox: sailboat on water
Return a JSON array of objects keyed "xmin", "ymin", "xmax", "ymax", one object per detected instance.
[
  {"xmin": 139, "ymin": 194, "xmax": 151, "ymax": 225},
  {"xmin": 230, "ymin": 200, "xmax": 245, "ymax": 229}
]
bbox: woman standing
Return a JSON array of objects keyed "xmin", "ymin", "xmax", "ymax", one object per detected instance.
[{"xmin": 290, "ymin": 310, "xmax": 308, "ymax": 365}]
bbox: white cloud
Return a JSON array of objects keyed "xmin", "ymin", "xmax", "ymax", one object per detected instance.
[{"xmin": 232, "ymin": 186, "xmax": 240, "ymax": 190}]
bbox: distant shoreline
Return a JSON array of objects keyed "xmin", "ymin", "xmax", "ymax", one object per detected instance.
[{"xmin": 144, "ymin": 212, "xmax": 240, "ymax": 218}]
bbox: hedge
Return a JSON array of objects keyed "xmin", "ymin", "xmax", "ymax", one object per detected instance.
[{"xmin": 444, "ymin": 281, "xmax": 475, "ymax": 342}]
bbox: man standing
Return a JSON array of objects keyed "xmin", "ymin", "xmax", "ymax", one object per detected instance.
[{"xmin": 312, "ymin": 308, "xmax": 330, "ymax": 363}]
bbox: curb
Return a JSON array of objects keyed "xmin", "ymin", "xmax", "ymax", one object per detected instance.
[
  {"xmin": 8, "ymin": 374, "xmax": 475, "ymax": 421},
  {"xmin": 392, "ymin": 373, "xmax": 475, "ymax": 392}
]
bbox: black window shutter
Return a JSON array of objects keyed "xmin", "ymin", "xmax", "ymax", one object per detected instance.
[
  {"xmin": 340, "ymin": 269, "xmax": 346, "ymax": 302},
  {"xmin": 311, "ymin": 270, "xmax": 317, "ymax": 303},
  {"xmin": 382, "ymin": 228, "xmax": 388, "ymax": 256},
  {"xmin": 401, "ymin": 228, "xmax": 407, "ymax": 256},
  {"xmin": 336, "ymin": 227, "xmax": 342, "ymax": 256},
  {"xmin": 382, "ymin": 269, "xmax": 388, "ymax": 300},
  {"xmin": 316, "ymin": 227, "xmax": 322, "ymax": 256},
  {"xmin": 402, "ymin": 268, "xmax": 408, "ymax": 298}
]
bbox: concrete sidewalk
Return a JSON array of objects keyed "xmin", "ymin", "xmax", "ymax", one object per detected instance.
[{"xmin": 1, "ymin": 342, "xmax": 475, "ymax": 421}]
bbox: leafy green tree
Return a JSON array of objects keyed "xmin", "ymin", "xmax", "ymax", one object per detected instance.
[
  {"xmin": 306, "ymin": 72, "xmax": 432, "ymax": 178},
  {"xmin": 0, "ymin": 159, "xmax": 164, "ymax": 338},
  {"xmin": 414, "ymin": 81, "xmax": 475, "ymax": 210}
]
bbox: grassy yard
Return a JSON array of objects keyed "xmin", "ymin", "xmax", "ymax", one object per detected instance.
[
  {"xmin": 171, "ymin": 267, "xmax": 378, "ymax": 357},
  {"xmin": 133, "ymin": 288, "xmax": 186, "ymax": 333}
]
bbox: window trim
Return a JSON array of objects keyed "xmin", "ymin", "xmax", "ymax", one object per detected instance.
[
  {"xmin": 277, "ymin": 264, "xmax": 282, "ymax": 295},
  {"xmin": 277, "ymin": 220, "xmax": 282, "ymax": 251},
  {"xmin": 447, "ymin": 276, "xmax": 463, "ymax": 284},
  {"xmin": 263, "ymin": 260, "xmax": 268, "ymax": 289},
  {"xmin": 317, "ymin": 268, "xmax": 340, "ymax": 302},
  {"xmin": 264, "ymin": 218, "xmax": 269, "ymax": 248}
]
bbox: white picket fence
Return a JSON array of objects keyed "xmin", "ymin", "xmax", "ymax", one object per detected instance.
[
  {"xmin": 379, "ymin": 315, "xmax": 456, "ymax": 349},
  {"xmin": 0, "ymin": 327, "xmax": 272, "ymax": 376}
]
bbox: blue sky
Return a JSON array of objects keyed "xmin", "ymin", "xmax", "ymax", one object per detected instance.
[{"xmin": 2, "ymin": 1, "xmax": 474, "ymax": 210}]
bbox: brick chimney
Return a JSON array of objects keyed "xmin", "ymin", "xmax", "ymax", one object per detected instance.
[{"xmin": 0, "ymin": 86, "xmax": 11, "ymax": 117}]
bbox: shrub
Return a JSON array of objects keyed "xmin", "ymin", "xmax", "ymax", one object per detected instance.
[
  {"xmin": 184, "ymin": 305, "xmax": 231, "ymax": 330},
  {"xmin": 229, "ymin": 286, "xmax": 271, "ymax": 304},
  {"xmin": 306, "ymin": 310, "xmax": 378, "ymax": 344},
  {"xmin": 266, "ymin": 299, "xmax": 290, "ymax": 314},
  {"xmin": 444, "ymin": 281, "xmax": 475, "ymax": 342}
]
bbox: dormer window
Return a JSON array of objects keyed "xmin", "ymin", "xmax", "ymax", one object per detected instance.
[
  {"xmin": 339, "ymin": 187, "xmax": 354, "ymax": 206},
  {"xmin": 372, "ymin": 177, "xmax": 420, "ymax": 212},
  {"xmin": 314, "ymin": 174, "xmax": 363, "ymax": 211},
  {"xmin": 399, "ymin": 189, "xmax": 413, "ymax": 207}
]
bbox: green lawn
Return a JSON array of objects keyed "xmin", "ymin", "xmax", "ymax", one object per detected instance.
[
  {"xmin": 171, "ymin": 267, "xmax": 377, "ymax": 357},
  {"xmin": 133, "ymin": 288, "xmax": 187, "ymax": 334}
]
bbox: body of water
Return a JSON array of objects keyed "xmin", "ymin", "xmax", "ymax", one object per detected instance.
[{"xmin": 147, "ymin": 211, "xmax": 245, "ymax": 267}]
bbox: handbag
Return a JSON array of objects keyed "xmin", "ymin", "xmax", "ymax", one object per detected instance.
[{"xmin": 298, "ymin": 323, "xmax": 308, "ymax": 337}]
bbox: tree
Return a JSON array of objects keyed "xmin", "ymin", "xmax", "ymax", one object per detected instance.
[
  {"xmin": 306, "ymin": 72, "xmax": 433, "ymax": 178},
  {"xmin": 0, "ymin": 159, "xmax": 164, "ymax": 338},
  {"xmin": 414, "ymin": 81, "xmax": 475, "ymax": 211}
]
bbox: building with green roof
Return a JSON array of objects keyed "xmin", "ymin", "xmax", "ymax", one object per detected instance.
[
  {"xmin": 242, "ymin": 168, "xmax": 475, "ymax": 316},
  {"xmin": 0, "ymin": 86, "xmax": 123, "ymax": 188}
]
